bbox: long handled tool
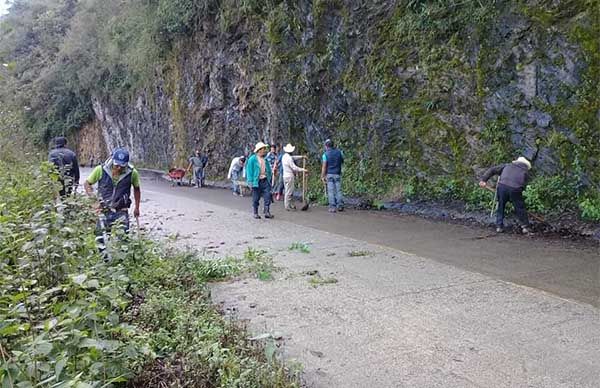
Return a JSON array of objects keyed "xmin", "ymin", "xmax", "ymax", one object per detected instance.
[
  {"xmin": 135, "ymin": 215, "xmax": 141, "ymax": 239},
  {"xmin": 301, "ymin": 156, "xmax": 309, "ymax": 211}
]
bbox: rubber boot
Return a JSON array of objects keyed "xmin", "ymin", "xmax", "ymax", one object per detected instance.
[{"xmin": 264, "ymin": 207, "xmax": 274, "ymax": 219}]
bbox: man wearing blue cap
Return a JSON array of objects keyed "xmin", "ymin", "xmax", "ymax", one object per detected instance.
[{"xmin": 84, "ymin": 147, "xmax": 141, "ymax": 232}]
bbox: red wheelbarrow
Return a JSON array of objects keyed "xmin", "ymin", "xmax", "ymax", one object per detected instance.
[{"xmin": 168, "ymin": 168, "xmax": 187, "ymax": 186}]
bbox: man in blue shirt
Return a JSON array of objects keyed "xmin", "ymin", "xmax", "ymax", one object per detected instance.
[
  {"xmin": 245, "ymin": 142, "xmax": 274, "ymax": 219},
  {"xmin": 321, "ymin": 139, "xmax": 344, "ymax": 213}
]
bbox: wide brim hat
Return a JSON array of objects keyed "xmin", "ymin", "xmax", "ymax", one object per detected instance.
[
  {"xmin": 514, "ymin": 156, "xmax": 532, "ymax": 170},
  {"xmin": 283, "ymin": 143, "xmax": 295, "ymax": 153},
  {"xmin": 254, "ymin": 142, "xmax": 269, "ymax": 153}
]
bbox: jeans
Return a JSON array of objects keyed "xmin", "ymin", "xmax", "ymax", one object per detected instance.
[
  {"xmin": 231, "ymin": 170, "xmax": 240, "ymax": 194},
  {"xmin": 496, "ymin": 184, "xmax": 529, "ymax": 227},
  {"xmin": 326, "ymin": 174, "xmax": 343, "ymax": 210},
  {"xmin": 193, "ymin": 167, "xmax": 205, "ymax": 187},
  {"xmin": 277, "ymin": 172, "xmax": 284, "ymax": 195},
  {"xmin": 252, "ymin": 178, "xmax": 272, "ymax": 214},
  {"xmin": 283, "ymin": 175, "xmax": 296, "ymax": 209},
  {"xmin": 95, "ymin": 210, "xmax": 129, "ymax": 259},
  {"xmin": 96, "ymin": 210, "xmax": 130, "ymax": 234}
]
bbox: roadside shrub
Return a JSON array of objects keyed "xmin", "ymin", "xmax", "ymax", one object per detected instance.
[
  {"xmin": 524, "ymin": 175, "xmax": 578, "ymax": 215},
  {"xmin": 579, "ymin": 194, "xmax": 600, "ymax": 222},
  {"xmin": 0, "ymin": 160, "xmax": 299, "ymax": 387}
]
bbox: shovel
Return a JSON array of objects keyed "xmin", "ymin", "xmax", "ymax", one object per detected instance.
[
  {"xmin": 301, "ymin": 156, "xmax": 309, "ymax": 211},
  {"xmin": 135, "ymin": 215, "xmax": 141, "ymax": 238}
]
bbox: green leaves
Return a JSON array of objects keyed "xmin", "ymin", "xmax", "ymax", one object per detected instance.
[{"xmin": 1, "ymin": 160, "xmax": 298, "ymax": 387}]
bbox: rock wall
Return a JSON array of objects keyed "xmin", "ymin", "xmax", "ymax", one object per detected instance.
[
  {"xmin": 79, "ymin": 0, "xmax": 599, "ymax": 200},
  {"xmin": 74, "ymin": 120, "xmax": 108, "ymax": 166}
]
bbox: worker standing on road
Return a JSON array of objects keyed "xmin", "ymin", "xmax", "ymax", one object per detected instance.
[
  {"xmin": 186, "ymin": 149, "xmax": 208, "ymax": 188},
  {"xmin": 274, "ymin": 151, "xmax": 285, "ymax": 201},
  {"xmin": 321, "ymin": 139, "xmax": 344, "ymax": 213},
  {"xmin": 266, "ymin": 144, "xmax": 279, "ymax": 201},
  {"xmin": 48, "ymin": 136, "xmax": 80, "ymax": 197},
  {"xmin": 246, "ymin": 142, "xmax": 274, "ymax": 219},
  {"xmin": 227, "ymin": 155, "xmax": 246, "ymax": 196},
  {"xmin": 479, "ymin": 156, "xmax": 532, "ymax": 234},
  {"xmin": 281, "ymin": 143, "xmax": 307, "ymax": 211}
]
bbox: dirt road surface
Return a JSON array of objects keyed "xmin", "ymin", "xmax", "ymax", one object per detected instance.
[{"xmin": 84, "ymin": 170, "xmax": 600, "ymax": 387}]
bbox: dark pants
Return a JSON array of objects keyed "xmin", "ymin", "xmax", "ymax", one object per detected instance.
[
  {"xmin": 58, "ymin": 178, "xmax": 75, "ymax": 197},
  {"xmin": 193, "ymin": 167, "xmax": 205, "ymax": 187},
  {"xmin": 276, "ymin": 172, "xmax": 284, "ymax": 195},
  {"xmin": 96, "ymin": 210, "xmax": 130, "ymax": 234},
  {"xmin": 252, "ymin": 178, "xmax": 271, "ymax": 214},
  {"xmin": 496, "ymin": 184, "xmax": 529, "ymax": 227},
  {"xmin": 95, "ymin": 210, "xmax": 129, "ymax": 259}
]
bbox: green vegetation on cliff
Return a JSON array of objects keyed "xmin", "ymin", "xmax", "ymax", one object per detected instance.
[{"xmin": 0, "ymin": 0, "xmax": 598, "ymax": 221}]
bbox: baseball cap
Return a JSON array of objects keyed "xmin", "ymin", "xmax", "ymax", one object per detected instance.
[{"xmin": 112, "ymin": 148, "xmax": 130, "ymax": 166}]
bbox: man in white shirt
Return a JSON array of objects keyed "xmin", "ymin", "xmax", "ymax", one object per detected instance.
[
  {"xmin": 227, "ymin": 155, "xmax": 246, "ymax": 196},
  {"xmin": 281, "ymin": 143, "xmax": 307, "ymax": 210}
]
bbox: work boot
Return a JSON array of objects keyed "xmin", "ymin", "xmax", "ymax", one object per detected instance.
[
  {"xmin": 264, "ymin": 208, "xmax": 274, "ymax": 219},
  {"xmin": 253, "ymin": 213, "xmax": 261, "ymax": 219}
]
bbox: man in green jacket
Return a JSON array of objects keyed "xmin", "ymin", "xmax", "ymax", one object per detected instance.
[{"xmin": 246, "ymin": 142, "xmax": 273, "ymax": 219}]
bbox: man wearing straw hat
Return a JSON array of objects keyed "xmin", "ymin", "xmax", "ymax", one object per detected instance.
[
  {"xmin": 246, "ymin": 142, "xmax": 274, "ymax": 219},
  {"xmin": 479, "ymin": 156, "xmax": 532, "ymax": 234},
  {"xmin": 281, "ymin": 143, "xmax": 307, "ymax": 210}
]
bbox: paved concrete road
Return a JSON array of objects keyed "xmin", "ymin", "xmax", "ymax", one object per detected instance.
[{"xmin": 86, "ymin": 171, "xmax": 600, "ymax": 387}]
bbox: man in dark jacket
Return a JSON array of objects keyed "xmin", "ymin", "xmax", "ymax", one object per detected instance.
[
  {"xmin": 479, "ymin": 156, "xmax": 532, "ymax": 234},
  {"xmin": 321, "ymin": 139, "xmax": 345, "ymax": 213},
  {"xmin": 48, "ymin": 136, "xmax": 80, "ymax": 196}
]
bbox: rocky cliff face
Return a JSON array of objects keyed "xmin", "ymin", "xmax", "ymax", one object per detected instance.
[{"xmin": 79, "ymin": 0, "xmax": 599, "ymax": 201}]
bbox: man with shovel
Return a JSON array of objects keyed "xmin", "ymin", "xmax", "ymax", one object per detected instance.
[
  {"xmin": 479, "ymin": 156, "xmax": 532, "ymax": 234},
  {"xmin": 281, "ymin": 143, "xmax": 308, "ymax": 211}
]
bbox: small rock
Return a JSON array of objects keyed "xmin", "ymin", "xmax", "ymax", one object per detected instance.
[
  {"xmin": 310, "ymin": 350, "xmax": 324, "ymax": 358},
  {"xmin": 249, "ymin": 333, "xmax": 271, "ymax": 341},
  {"xmin": 273, "ymin": 332, "xmax": 284, "ymax": 340}
]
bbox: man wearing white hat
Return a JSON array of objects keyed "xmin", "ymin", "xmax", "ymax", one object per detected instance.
[
  {"xmin": 246, "ymin": 142, "xmax": 274, "ymax": 219},
  {"xmin": 479, "ymin": 156, "xmax": 533, "ymax": 234},
  {"xmin": 281, "ymin": 143, "xmax": 307, "ymax": 210}
]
